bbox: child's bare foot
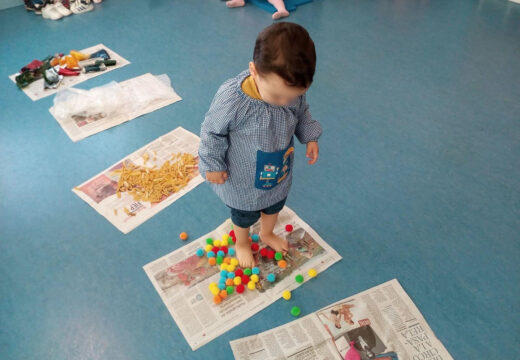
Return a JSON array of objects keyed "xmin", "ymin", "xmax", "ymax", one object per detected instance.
[
  {"xmin": 236, "ymin": 241, "xmax": 256, "ymax": 268},
  {"xmin": 272, "ymin": 10, "xmax": 289, "ymax": 19},
  {"xmin": 226, "ymin": 0, "xmax": 245, "ymax": 8},
  {"xmin": 259, "ymin": 231, "xmax": 289, "ymax": 253}
]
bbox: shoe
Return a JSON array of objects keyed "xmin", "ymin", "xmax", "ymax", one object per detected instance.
[
  {"xmin": 70, "ymin": 0, "xmax": 93, "ymax": 14},
  {"xmin": 54, "ymin": 2, "xmax": 72, "ymax": 16},
  {"xmin": 24, "ymin": 0, "xmax": 46, "ymax": 14},
  {"xmin": 42, "ymin": 4, "xmax": 64, "ymax": 20}
]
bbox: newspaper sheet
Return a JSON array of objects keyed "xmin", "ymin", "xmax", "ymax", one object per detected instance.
[
  {"xmin": 9, "ymin": 43, "xmax": 130, "ymax": 101},
  {"xmin": 49, "ymin": 73, "xmax": 182, "ymax": 142},
  {"xmin": 230, "ymin": 279, "xmax": 453, "ymax": 360},
  {"xmin": 73, "ymin": 127, "xmax": 203, "ymax": 234},
  {"xmin": 143, "ymin": 207, "xmax": 342, "ymax": 350}
]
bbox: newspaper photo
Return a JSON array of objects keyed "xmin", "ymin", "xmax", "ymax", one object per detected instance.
[
  {"xmin": 9, "ymin": 43, "xmax": 130, "ymax": 101},
  {"xmin": 143, "ymin": 207, "xmax": 342, "ymax": 350},
  {"xmin": 49, "ymin": 73, "xmax": 182, "ymax": 142},
  {"xmin": 73, "ymin": 127, "xmax": 203, "ymax": 234},
  {"xmin": 230, "ymin": 279, "xmax": 453, "ymax": 360}
]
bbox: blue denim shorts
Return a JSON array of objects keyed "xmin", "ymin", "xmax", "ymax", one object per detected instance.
[{"xmin": 229, "ymin": 197, "xmax": 287, "ymax": 228}]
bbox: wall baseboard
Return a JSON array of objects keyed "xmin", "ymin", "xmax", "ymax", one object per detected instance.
[{"xmin": 0, "ymin": 0, "xmax": 22, "ymax": 11}]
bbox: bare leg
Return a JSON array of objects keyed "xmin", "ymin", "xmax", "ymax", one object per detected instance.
[
  {"xmin": 226, "ymin": 0, "xmax": 245, "ymax": 8},
  {"xmin": 268, "ymin": 0, "xmax": 289, "ymax": 19},
  {"xmin": 234, "ymin": 224, "xmax": 255, "ymax": 268},
  {"xmin": 259, "ymin": 212, "xmax": 289, "ymax": 253}
]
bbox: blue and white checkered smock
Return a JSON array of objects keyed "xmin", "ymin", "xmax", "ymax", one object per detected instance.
[{"xmin": 198, "ymin": 70, "xmax": 322, "ymax": 211}]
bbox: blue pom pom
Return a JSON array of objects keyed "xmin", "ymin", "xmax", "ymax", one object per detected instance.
[
  {"xmin": 196, "ymin": 248, "xmax": 204, "ymax": 257},
  {"xmin": 218, "ymin": 282, "xmax": 226, "ymax": 290},
  {"xmin": 267, "ymin": 273, "xmax": 276, "ymax": 282},
  {"xmin": 220, "ymin": 270, "xmax": 228, "ymax": 277},
  {"xmin": 207, "ymin": 251, "xmax": 216, "ymax": 258},
  {"xmin": 228, "ymin": 248, "xmax": 236, "ymax": 256},
  {"xmin": 252, "ymin": 267, "xmax": 260, "ymax": 275},
  {"xmin": 252, "ymin": 234, "xmax": 260, "ymax": 243},
  {"xmin": 227, "ymin": 272, "xmax": 235, "ymax": 279},
  {"xmin": 217, "ymin": 250, "xmax": 225, "ymax": 257}
]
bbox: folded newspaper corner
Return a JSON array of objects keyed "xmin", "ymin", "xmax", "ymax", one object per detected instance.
[
  {"xmin": 143, "ymin": 207, "xmax": 343, "ymax": 350},
  {"xmin": 230, "ymin": 279, "xmax": 454, "ymax": 360}
]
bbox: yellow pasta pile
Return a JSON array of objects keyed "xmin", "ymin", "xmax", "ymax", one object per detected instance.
[{"xmin": 113, "ymin": 153, "xmax": 197, "ymax": 203}]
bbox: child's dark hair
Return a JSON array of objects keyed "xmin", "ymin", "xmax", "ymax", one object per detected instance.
[{"xmin": 253, "ymin": 22, "xmax": 316, "ymax": 88}]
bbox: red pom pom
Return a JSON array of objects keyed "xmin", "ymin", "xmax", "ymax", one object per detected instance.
[
  {"xmin": 229, "ymin": 230, "xmax": 235, "ymax": 238},
  {"xmin": 212, "ymin": 246, "xmax": 219, "ymax": 253},
  {"xmin": 260, "ymin": 248, "xmax": 268, "ymax": 257},
  {"xmin": 267, "ymin": 250, "xmax": 275, "ymax": 259},
  {"xmin": 221, "ymin": 246, "xmax": 228, "ymax": 254},
  {"xmin": 241, "ymin": 275, "xmax": 250, "ymax": 284},
  {"xmin": 236, "ymin": 284, "xmax": 245, "ymax": 293},
  {"xmin": 235, "ymin": 268, "xmax": 244, "ymax": 277},
  {"xmin": 251, "ymin": 243, "xmax": 259, "ymax": 252},
  {"xmin": 232, "ymin": 236, "xmax": 237, "ymax": 244},
  {"xmin": 285, "ymin": 224, "xmax": 293, "ymax": 232}
]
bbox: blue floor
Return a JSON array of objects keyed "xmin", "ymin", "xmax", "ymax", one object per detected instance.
[{"xmin": 1, "ymin": 0, "xmax": 519, "ymax": 359}]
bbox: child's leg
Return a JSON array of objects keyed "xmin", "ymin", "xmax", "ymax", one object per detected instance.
[
  {"xmin": 230, "ymin": 207, "xmax": 259, "ymax": 268},
  {"xmin": 268, "ymin": 0, "xmax": 289, "ymax": 19},
  {"xmin": 226, "ymin": 0, "xmax": 245, "ymax": 8},
  {"xmin": 259, "ymin": 198, "xmax": 289, "ymax": 253}
]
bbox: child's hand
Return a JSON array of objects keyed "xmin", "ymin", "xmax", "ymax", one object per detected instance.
[
  {"xmin": 206, "ymin": 171, "xmax": 228, "ymax": 184},
  {"xmin": 306, "ymin": 141, "xmax": 319, "ymax": 164}
]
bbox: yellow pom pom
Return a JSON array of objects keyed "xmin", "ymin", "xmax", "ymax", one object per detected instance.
[
  {"xmin": 227, "ymin": 265, "xmax": 236, "ymax": 273},
  {"xmin": 220, "ymin": 264, "xmax": 228, "ymax": 271},
  {"xmin": 230, "ymin": 258, "xmax": 239, "ymax": 266},
  {"xmin": 282, "ymin": 290, "xmax": 291, "ymax": 300},
  {"xmin": 248, "ymin": 281, "xmax": 256, "ymax": 290},
  {"xmin": 205, "ymin": 244, "xmax": 213, "ymax": 252},
  {"xmin": 251, "ymin": 274, "xmax": 259, "ymax": 283},
  {"xmin": 209, "ymin": 283, "xmax": 219, "ymax": 295},
  {"xmin": 222, "ymin": 234, "xmax": 230, "ymax": 242},
  {"xmin": 308, "ymin": 268, "xmax": 318, "ymax": 278},
  {"xmin": 233, "ymin": 277, "xmax": 242, "ymax": 286},
  {"xmin": 213, "ymin": 240, "xmax": 221, "ymax": 247}
]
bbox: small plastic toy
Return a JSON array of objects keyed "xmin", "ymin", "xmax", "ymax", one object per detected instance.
[
  {"xmin": 213, "ymin": 295, "xmax": 222, "ymax": 304},
  {"xmin": 260, "ymin": 248, "xmax": 268, "ymax": 257},
  {"xmin": 196, "ymin": 248, "xmax": 204, "ymax": 257},
  {"xmin": 282, "ymin": 290, "xmax": 291, "ymax": 300},
  {"xmin": 179, "ymin": 232, "xmax": 188, "ymax": 240},
  {"xmin": 251, "ymin": 274, "xmax": 259, "ymax": 283},
  {"xmin": 251, "ymin": 234, "xmax": 260, "ymax": 242},
  {"xmin": 233, "ymin": 277, "xmax": 242, "ymax": 286},
  {"xmin": 251, "ymin": 243, "xmax": 259, "ymax": 251},
  {"xmin": 285, "ymin": 224, "xmax": 293, "ymax": 232},
  {"xmin": 247, "ymin": 281, "xmax": 256, "ymax": 290},
  {"xmin": 252, "ymin": 267, "xmax": 260, "ymax": 275},
  {"xmin": 236, "ymin": 284, "xmax": 245, "ymax": 293},
  {"xmin": 207, "ymin": 251, "xmax": 216, "ymax": 258},
  {"xmin": 267, "ymin": 250, "xmax": 275, "ymax": 259},
  {"xmin": 206, "ymin": 238, "xmax": 213, "ymax": 245},
  {"xmin": 208, "ymin": 257, "xmax": 216, "ymax": 266},
  {"xmin": 345, "ymin": 341, "xmax": 361, "ymax": 360},
  {"xmin": 275, "ymin": 252, "xmax": 283, "ymax": 261},
  {"xmin": 278, "ymin": 260, "xmax": 287, "ymax": 268},
  {"xmin": 308, "ymin": 268, "xmax": 318, "ymax": 278},
  {"xmin": 205, "ymin": 244, "xmax": 213, "ymax": 252},
  {"xmin": 267, "ymin": 273, "xmax": 276, "ymax": 282},
  {"xmin": 290, "ymin": 306, "xmax": 301, "ymax": 317},
  {"xmin": 295, "ymin": 274, "xmax": 304, "ymax": 283},
  {"xmin": 244, "ymin": 268, "xmax": 252, "ymax": 276}
]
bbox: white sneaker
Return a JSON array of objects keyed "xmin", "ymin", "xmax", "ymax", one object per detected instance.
[
  {"xmin": 70, "ymin": 0, "xmax": 93, "ymax": 14},
  {"xmin": 54, "ymin": 2, "xmax": 72, "ymax": 16},
  {"xmin": 42, "ymin": 4, "xmax": 64, "ymax": 20}
]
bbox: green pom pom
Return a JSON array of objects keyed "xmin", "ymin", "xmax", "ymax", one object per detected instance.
[
  {"xmin": 291, "ymin": 306, "xmax": 301, "ymax": 317},
  {"xmin": 295, "ymin": 274, "xmax": 304, "ymax": 283},
  {"xmin": 275, "ymin": 252, "xmax": 283, "ymax": 261}
]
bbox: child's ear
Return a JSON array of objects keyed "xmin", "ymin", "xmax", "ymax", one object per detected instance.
[{"xmin": 249, "ymin": 61, "xmax": 257, "ymax": 77}]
